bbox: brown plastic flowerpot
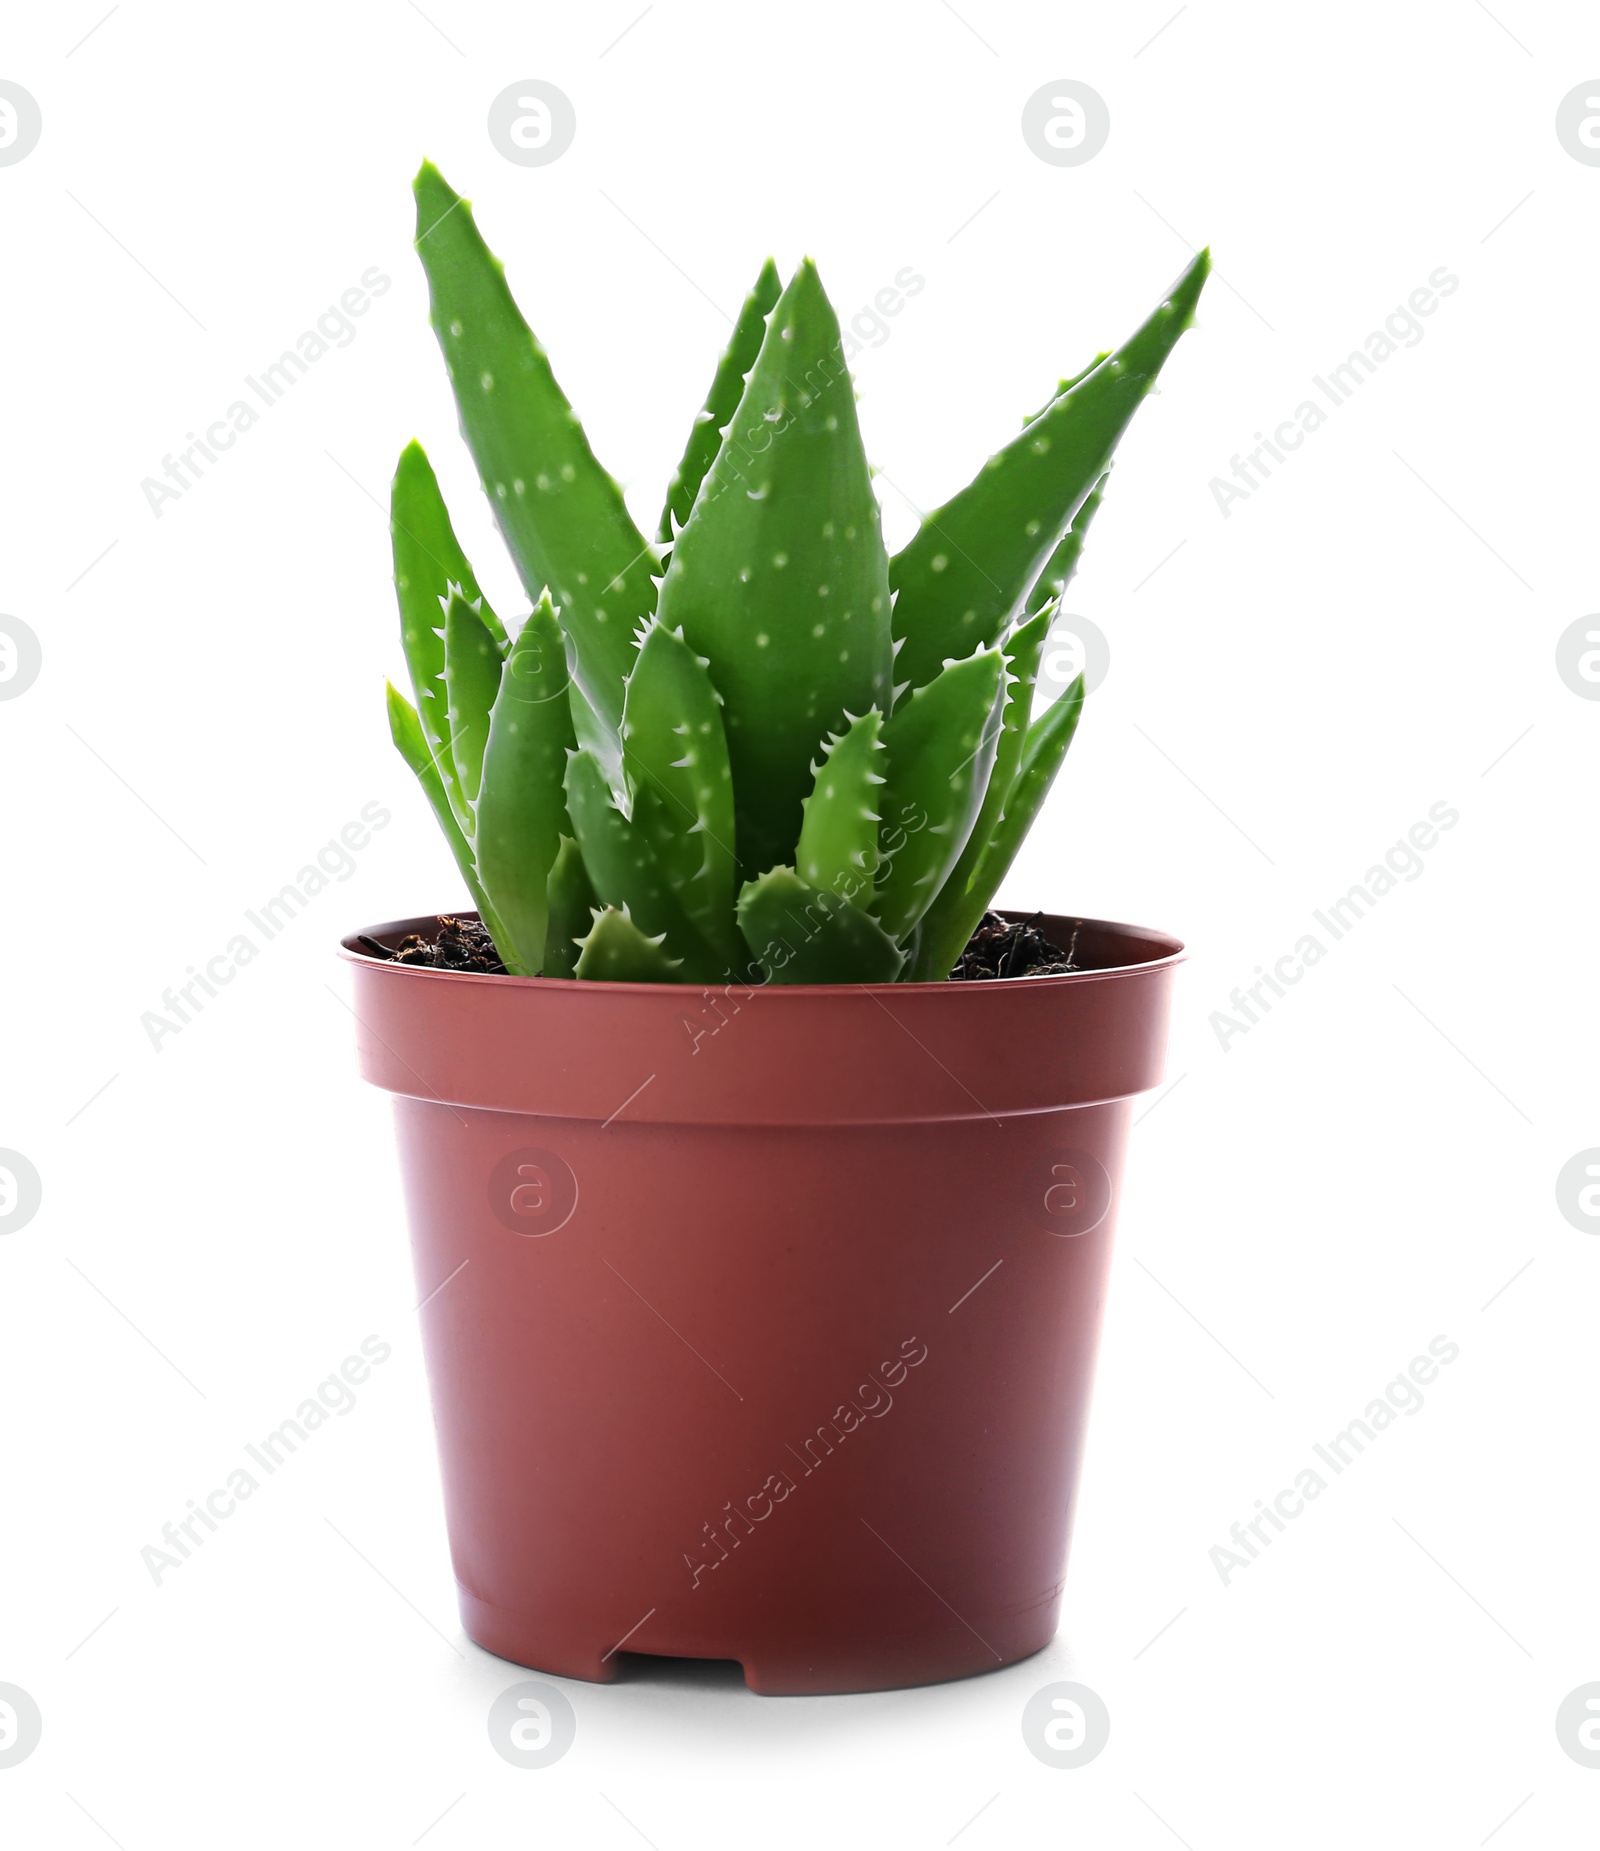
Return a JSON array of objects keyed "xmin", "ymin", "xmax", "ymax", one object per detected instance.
[{"xmin": 339, "ymin": 910, "xmax": 1181, "ymax": 1696}]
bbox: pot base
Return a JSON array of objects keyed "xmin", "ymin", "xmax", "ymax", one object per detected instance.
[{"xmin": 459, "ymin": 1589, "xmax": 1055, "ymax": 1696}]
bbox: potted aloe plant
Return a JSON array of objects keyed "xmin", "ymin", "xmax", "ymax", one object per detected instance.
[{"xmin": 342, "ymin": 162, "xmax": 1208, "ymax": 1695}]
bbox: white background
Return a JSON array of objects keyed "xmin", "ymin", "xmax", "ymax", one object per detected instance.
[{"xmin": 2, "ymin": 1, "xmax": 1597, "ymax": 1844}]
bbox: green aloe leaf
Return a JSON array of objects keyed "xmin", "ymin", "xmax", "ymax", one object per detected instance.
[
  {"xmin": 795, "ymin": 709, "xmax": 884, "ymax": 905},
  {"xmin": 620, "ymin": 619, "xmax": 739, "ymax": 964},
  {"xmin": 911, "ymin": 472, "xmax": 1109, "ymax": 977},
  {"xmin": 1022, "ymin": 470, "xmax": 1107, "ymax": 619},
  {"xmin": 655, "ymin": 258, "xmax": 894, "ymax": 878},
  {"xmin": 391, "ymin": 440, "xmax": 505, "ymax": 830},
  {"xmin": 657, "ymin": 257, "xmax": 782, "ymax": 543},
  {"xmin": 890, "ymin": 250, "xmax": 1209, "ymax": 695},
  {"xmin": 442, "ymin": 591, "xmax": 503, "ymax": 812},
  {"xmin": 874, "ymin": 644, "xmax": 1006, "ymax": 944},
  {"xmin": 391, "ymin": 439, "xmax": 508, "ymax": 648},
  {"xmin": 563, "ymin": 748, "xmax": 720, "ymax": 980},
  {"xmin": 574, "ymin": 905, "xmax": 683, "ymax": 982},
  {"xmin": 412, "ymin": 161, "xmax": 656, "ymax": 749},
  {"xmin": 737, "ymin": 866, "xmax": 904, "ymax": 984},
  {"xmin": 964, "ymin": 674, "xmax": 1086, "ymax": 915},
  {"xmin": 1022, "ymin": 353, "xmax": 1110, "ymax": 427},
  {"xmin": 385, "ymin": 680, "xmax": 503, "ymax": 937},
  {"xmin": 543, "ymin": 835, "xmax": 596, "ymax": 979},
  {"xmin": 909, "ymin": 608, "xmax": 1051, "ymax": 979},
  {"xmin": 472, "ymin": 591, "xmax": 576, "ymax": 974}
]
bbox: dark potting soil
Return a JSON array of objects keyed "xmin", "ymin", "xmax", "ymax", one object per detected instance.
[
  {"xmin": 359, "ymin": 909, "xmax": 1077, "ymax": 981},
  {"xmin": 359, "ymin": 917, "xmax": 508, "ymax": 974},
  {"xmin": 946, "ymin": 911, "xmax": 1078, "ymax": 980}
]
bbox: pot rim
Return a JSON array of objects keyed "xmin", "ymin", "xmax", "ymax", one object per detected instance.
[{"xmin": 338, "ymin": 907, "xmax": 1186, "ymax": 995}]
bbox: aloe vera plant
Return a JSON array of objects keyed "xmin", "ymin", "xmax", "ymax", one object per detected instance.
[{"xmin": 387, "ymin": 162, "xmax": 1208, "ymax": 983}]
